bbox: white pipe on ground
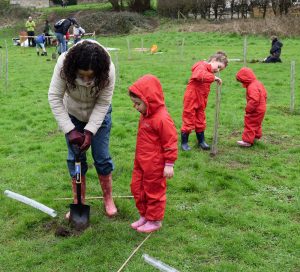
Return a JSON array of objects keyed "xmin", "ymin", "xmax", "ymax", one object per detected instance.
[
  {"xmin": 142, "ymin": 254, "xmax": 180, "ymax": 272},
  {"xmin": 4, "ymin": 190, "xmax": 57, "ymax": 218}
]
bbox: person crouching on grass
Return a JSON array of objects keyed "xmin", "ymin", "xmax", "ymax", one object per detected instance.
[
  {"xmin": 180, "ymin": 51, "xmax": 228, "ymax": 151},
  {"xmin": 35, "ymin": 33, "xmax": 47, "ymax": 56},
  {"xmin": 236, "ymin": 67, "xmax": 267, "ymax": 147},
  {"xmin": 128, "ymin": 74, "xmax": 178, "ymax": 233}
]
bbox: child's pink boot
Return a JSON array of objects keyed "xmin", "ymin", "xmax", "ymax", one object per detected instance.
[
  {"xmin": 131, "ymin": 216, "xmax": 147, "ymax": 230},
  {"xmin": 137, "ymin": 220, "xmax": 162, "ymax": 233},
  {"xmin": 237, "ymin": 140, "xmax": 252, "ymax": 147}
]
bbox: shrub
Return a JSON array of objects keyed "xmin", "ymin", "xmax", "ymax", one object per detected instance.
[{"xmin": 79, "ymin": 11, "xmax": 158, "ymax": 34}]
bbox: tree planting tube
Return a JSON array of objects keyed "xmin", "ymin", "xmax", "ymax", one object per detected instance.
[
  {"xmin": 4, "ymin": 190, "xmax": 57, "ymax": 218},
  {"xmin": 142, "ymin": 254, "xmax": 179, "ymax": 272}
]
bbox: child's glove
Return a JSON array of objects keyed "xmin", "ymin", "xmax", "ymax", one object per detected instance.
[
  {"xmin": 67, "ymin": 129, "xmax": 84, "ymax": 146},
  {"xmin": 80, "ymin": 130, "xmax": 93, "ymax": 152}
]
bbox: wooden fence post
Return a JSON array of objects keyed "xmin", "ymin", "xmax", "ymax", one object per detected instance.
[
  {"xmin": 114, "ymin": 51, "xmax": 120, "ymax": 83},
  {"xmin": 126, "ymin": 38, "xmax": 131, "ymax": 60},
  {"xmin": 141, "ymin": 38, "xmax": 144, "ymax": 53},
  {"xmin": 5, "ymin": 40, "xmax": 8, "ymax": 91},
  {"xmin": 290, "ymin": 60, "xmax": 296, "ymax": 113},
  {"xmin": 243, "ymin": 36, "xmax": 247, "ymax": 66},
  {"xmin": 180, "ymin": 37, "xmax": 185, "ymax": 60},
  {"xmin": 210, "ymin": 73, "xmax": 222, "ymax": 156}
]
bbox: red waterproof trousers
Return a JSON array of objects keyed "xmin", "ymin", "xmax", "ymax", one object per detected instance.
[{"xmin": 242, "ymin": 112, "xmax": 265, "ymax": 144}]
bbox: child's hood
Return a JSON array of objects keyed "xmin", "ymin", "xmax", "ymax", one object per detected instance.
[
  {"xmin": 191, "ymin": 61, "xmax": 212, "ymax": 73},
  {"xmin": 129, "ymin": 74, "xmax": 165, "ymax": 117},
  {"xmin": 236, "ymin": 67, "xmax": 257, "ymax": 85}
]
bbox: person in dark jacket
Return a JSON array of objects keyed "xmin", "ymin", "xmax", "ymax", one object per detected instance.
[
  {"xmin": 54, "ymin": 18, "xmax": 77, "ymax": 54},
  {"xmin": 43, "ymin": 20, "xmax": 51, "ymax": 46},
  {"xmin": 264, "ymin": 36, "xmax": 283, "ymax": 63}
]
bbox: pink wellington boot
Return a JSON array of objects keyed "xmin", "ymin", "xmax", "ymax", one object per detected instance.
[
  {"xmin": 65, "ymin": 176, "xmax": 86, "ymax": 220},
  {"xmin": 237, "ymin": 140, "xmax": 252, "ymax": 147},
  {"xmin": 131, "ymin": 216, "xmax": 147, "ymax": 230},
  {"xmin": 137, "ymin": 220, "xmax": 162, "ymax": 233},
  {"xmin": 98, "ymin": 173, "xmax": 118, "ymax": 217}
]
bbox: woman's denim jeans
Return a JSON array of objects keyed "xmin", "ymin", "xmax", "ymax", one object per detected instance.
[
  {"xmin": 55, "ymin": 32, "xmax": 66, "ymax": 54},
  {"xmin": 66, "ymin": 105, "xmax": 114, "ymax": 178}
]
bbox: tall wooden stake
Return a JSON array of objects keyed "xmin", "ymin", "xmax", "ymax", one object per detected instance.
[
  {"xmin": 5, "ymin": 40, "xmax": 8, "ymax": 91},
  {"xmin": 0, "ymin": 49, "xmax": 2, "ymax": 81},
  {"xmin": 290, "ymin": 60, "xmax": 296, "ymax": 113},
  {"xmin": 114, "ymin": 51, "xmax": 120, "ymax": 83},
  {"xmin": 126, "ymin": 37, "xmax": 131, "ymax": 60},
  {"xmin": 210, "ymin": 73, "xmax": 222, "ymax": 156},
  {"xmin": 141, "ymin": 38, "xmax": 144, "ymax": 53},
  {"xmin": 180, "ymin": 37, "xmax": 185, "ymax": 60},
  {"xmin": 243, "ymin": 36, "xmax": 247, "ymax": 67}
]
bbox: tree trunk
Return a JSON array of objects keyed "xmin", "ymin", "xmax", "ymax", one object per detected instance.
[
  {"xmin": 129, "ymin": 0, "xmax": 151, "ymax": 13},
  {"xmin": 108, "ymin": 0, "xmax": 120, "ymax": 11}
]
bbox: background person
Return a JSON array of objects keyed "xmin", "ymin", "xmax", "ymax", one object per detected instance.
[
  {"xmin": 43, "ymin": 20, "xmax": 52, "ymax": 46},
  {"xmin": 236, "ymin": 67, "xmax": 267, "ymax": 147},
  {"xmin": 180, "ymin": 51, "xmax": 228, "ymax": 151},
  {"xmin": 73, "ymin": 24, "xmax": 85, "ymax": 44},
  {"xmin": 48, "ymin": 40, "xmax": 117, "ymax": 219},
  {"xmin": 25, "ymin": 16, "xmax": 36, "ymax": 47},
  {"xmin": 35, "ymin": 33, "xmax": 47, "ymax": 56},
  {"xmin": 264, "ymin": 36, "xmax": 283, "ymax": 63},
  {"xmin": 128, "ymin": 74, "xmax": 178, "ymax": 233},
  {"xmin": 54, "ymin": 18, "xmax": 77, "ymax": 54}
]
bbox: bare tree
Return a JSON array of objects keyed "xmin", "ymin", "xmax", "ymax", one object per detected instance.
[
  {"xmin": 108, "ymin": 0, "xmax": 122, "ymax": 11},
  {"xmin": 127, "ymin": 0, "xmax": 151, "ymax": 12},
  {"xmin": 190, "ymin": 0, "xmax": 211, "ymax": 19}
]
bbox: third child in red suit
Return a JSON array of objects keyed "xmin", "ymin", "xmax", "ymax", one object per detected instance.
[
  {"xmin": 128, "ymin": 74, "xmax": 178, "ymax": 233},
  {"xmin": 181, "ymin": 51, "xmax": 228, "ymax": 151},
  {"xmin": 236, "ymin": 67, "xmax": 267, "ymax": 147}
]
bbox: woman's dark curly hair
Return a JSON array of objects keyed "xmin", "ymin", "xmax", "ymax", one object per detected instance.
[{"xmin": 61, "ymin": 41, "xmax": 110, "ymax": 95}]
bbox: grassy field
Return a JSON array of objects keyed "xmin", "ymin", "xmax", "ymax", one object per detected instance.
[{"xmin": 0, "ymin": 28, "xmax": 299, "ymax": 272}]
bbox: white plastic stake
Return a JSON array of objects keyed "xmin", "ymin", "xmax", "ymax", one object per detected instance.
[
  {"xmin": 4, "ymin": 190, "xmax": 57, "ymax": 218},
  {"xmin": 143, "ymin": 254, "xmax": 180, "ymax": 272}
]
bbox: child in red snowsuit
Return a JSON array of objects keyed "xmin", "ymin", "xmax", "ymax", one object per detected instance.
[
  {"xmin": 128, "ymin": 74, "xmax": 178, "ymax": 233},
  {"xmin": 181, "ymin": 51, "xmax": 228, "ymax": 151},
  {"xmin": 236, "ymin": 67, "xmax": 267, "ymax": 147}
]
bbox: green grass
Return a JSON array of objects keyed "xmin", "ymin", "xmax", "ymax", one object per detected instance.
[{"xmin": 0, "ymin": 29, "xmax": 299, "ymax": 272}]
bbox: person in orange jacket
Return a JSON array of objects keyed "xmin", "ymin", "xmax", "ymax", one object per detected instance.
[
  {"xmin": 181, "ymin": 51, "xmax": 228, "ymax": 151},
  {"xmin": 128, "ymin": 74, "xmax": 178, "ymax": 233},
  {"xmin": 236, "ymin": 67, "xmax": 267, "ymax": 147}
]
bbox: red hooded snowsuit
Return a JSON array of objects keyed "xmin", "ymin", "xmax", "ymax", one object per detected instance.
[
  {"xmin": 181, "ymin": 61, "xmax": 216, "ymax": 133},
  {"xmin": 129, "ymin": 75, "xmax": 178, "ymax": 221},
  {"xmin": 236, "ymin": 67, "xmax": 267, "ymax": 144}
]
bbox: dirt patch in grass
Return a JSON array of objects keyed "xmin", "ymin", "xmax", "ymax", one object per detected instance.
[{"xmin": 42, "ymin": 220, "xmax": 85, "ymax": 237}]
